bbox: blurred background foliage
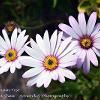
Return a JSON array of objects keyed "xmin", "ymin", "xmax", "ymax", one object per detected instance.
[
  {"xmin": 78, "ymin": 0, "xmax": 100, "ymax": 18},
  {"xmin": 0, "ymin": 0, "xmax": 100, "ymax": 100}
]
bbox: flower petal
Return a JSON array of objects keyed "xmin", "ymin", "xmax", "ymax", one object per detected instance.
[
  {"xmin": 87, "ymin": 12, "xmax": 97, "ymax": 35},
  {"xmin": 83, "ymin": 56, "xmax": 90, "ymax": 73},
  {"xmin": 2, "ymin": 29, "xmax": 11, "ymax": 48},
  {"xmin": 17, "ymin": 30, "xmax": 26, "ymax": 42},
  {"xmin": 0, "ymin": 58, "xmax": 7, "ymax": 66},
  {"xmin": 61, "ymin": 68, "xmax": 76, "ymax": 80},
  {"xmin": 50, "ymin": 69, "xmax": 58, "ymax": 80},
  {"xmin": 18, "ymin": 46, "xmax": 26, "ymax": 56},
  {"xmin": 92, "ymin": 47, "xmax": 100, "ymax": 57},
  {"xmin": 30, "ymin": 38, "xmax": 43, "ymax": 54},
  {"xmin": 11, "ymin": 28, "xmax": 17, "ymax": 48},
  {"xmin": 15, "ymin": 60, "xmax": 22, "ymax": 69},
  {"xmin": 0, "ymin": 48, "xmax": 6, "ymax": 53},
  {"xmin": 10, "ymin": 62, "xmax": 16, "ymax": 73},
  {"xmin": 60, "ymin": 54, "xmax": 77, "ymax": 64},
  {"xmin": 69, "ymin": 16, "xmax": 82, "ymax": 36},
  {"xmin": 94, "ymin": 38, "xmax": 100, "ymax": 43},
  {"xmin": 59, "ymin": 61, "xmax": 76, "ymax": 68},
  {"xmin": 93, "ymin": 32, "xmax": 100, "ymax": 39},
  {"xmin": 36, "ymin": 70, "xmax": 46, "ymax": 87},
  {"xmin": 59, "ymin": 23, "xmax": 79, "ymax": 39},
  {"xmin": 27, "ymin": 76, "xmax": 38, "ymax": 87},
  {"xmin": 93, "ymin": 43, "xmax": 100, "ymax": 49},
  {"xmin": 78, "ymin": 13, "xmax": 86, "ymax": 34},
  {"xmin": 77, "ymin": 50, "xmax": 86, "ymax": 68},
  {"xmin": 59, "ymin": 41, "xmax": 78, "ymax": 58},
  {"xmin": 56, "ymin": 37, "xmax": 72, "ymax": 56},
  {"xmin": 22, "ymin": 67, "xmax": 44, "ymax": 78},
  {"xmin": 15, "ymin": 29, "xmax": 26, "ymax": 50},
  {"xmin": 16, "ymin": 33, "xmax": 28, "ymax": 51},
  {"xmin": 0, "ymin": 62, "xmax": 12, "ymax": 74},
  {"xmin": 87, "ymin": 49, "xmax": 98, "ymax": 66},
  {"xmin": 0, "ymin": 36, "xmax": 8, "ymax": 50},
  {"xmin": 43, "ymin": 30, "xmax": 50, "ymax": 54},
  {"xmin": 25, "ymin": 46, "xmax": 44, "ymax": 61},
  {"xmin": 54, "ymin": 31, "xmax": 63, "ymax": 55},
  {"xmin": 36, "ymin": 34, "xmax": 47, "ymax": 55},
  {"xmin": 58, "ymin": 69, "xmax": 65, "ymax": 83},
  {"xmin": 19, "ymin": 56, "xmax": 42, "ymax": 67},
  {"xmin": 91, "ymin": 23, "xmax": 100, "ymax": 37},
  {"xmin": 43, "ymin": 71, "xmax": 51, "ymax": 88},
  {"xmin": 50, "ymin": 30, "xmax": 58, "ymax": 54},
  {"xmin": 36, "ymin": 71, "xmax": 51, "ymax": 88}
]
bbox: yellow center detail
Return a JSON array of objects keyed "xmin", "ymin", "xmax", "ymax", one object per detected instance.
[
  {"xmin": 5, "ymin": 49, "xmax": 17, "ymax": 62},
  {"xmin": 80, "ymin": 37, "xmax": 92, "ymax": 49},
  {"xmin": 43, "ymin": 56, "xmax": 58, "ymax": 71}
]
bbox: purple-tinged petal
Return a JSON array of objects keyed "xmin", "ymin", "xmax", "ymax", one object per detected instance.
[
  {"xmin": 78, "ymin": 12, "xmax": 87, "ymax": 35},
  {"xmin": 69, "ymin": 16, "xmax": 82, "ymax": 36},
  {"xmin": 87, "ymin": 49, "xmax": 98, "ymax": 66},
  {"xmin": 59, "ymin": 23, "xmax": 79, "ymax": 39},
  {"xmin": 87, "ymin": 12, "xmax": 97, "ymax": 35},
  {"xmin": 83, "ymin": 56, "xmax": 90, "ymax": 74}
]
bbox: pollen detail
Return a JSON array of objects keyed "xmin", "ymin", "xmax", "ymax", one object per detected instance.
[
  {"xmin": 5, "ymin": 49, "xmax": 17, "ymax": 62},
  {"xmin": 43, "ymin": 56, "xmax": 58, "ymax": 71},
  {"xmin": 80, "ymin": 36, "xmax": 93, "ymax": 49}
]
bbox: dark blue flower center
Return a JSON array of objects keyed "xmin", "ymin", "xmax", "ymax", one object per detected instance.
[
  {"xmin": 8, "ymin": 52, "xmax": 13, "ymax": 57},
  {"xmin": 48, "ymin": 59, "xmax": 53, "ymax": 65}
]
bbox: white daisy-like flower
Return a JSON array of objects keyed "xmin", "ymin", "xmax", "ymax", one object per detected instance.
[
  {"xmin": 0, "ymin": 28, "xmax": 29, "ymax": 74},
  {"xmin": 59, "ymin": 12, "xmax": 100, "ymax": 73},
  {"xmin": 20, "ymin": 30, "xmax": 77, "ymax": 88}
]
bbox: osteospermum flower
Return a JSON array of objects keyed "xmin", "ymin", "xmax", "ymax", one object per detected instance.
[
  {"xmin": 59, "ymin": 12, "xmax": 100, "ymax": 73},
  {"xmin": 20, "ymin": 30, "xmax": 77, "ymax": 88},
  {"xmin": 0, "ymin": 28, "xmax": 29, "ymax": 74}
]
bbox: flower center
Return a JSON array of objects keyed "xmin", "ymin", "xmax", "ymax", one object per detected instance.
[
  {"xmin": 5, "ymin": 49, "xmax": 17, "ymax": 62},
  {"xmin": 80, "ymin": 36, "xmax": 93, "ymax": 49},
  {"xmin": 43, "ymin": 56, "xmax": 58, "ymax": 71},
  {"xmin": 5, "ymin": 21, "xmax": 16, "ymax": 33}
]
